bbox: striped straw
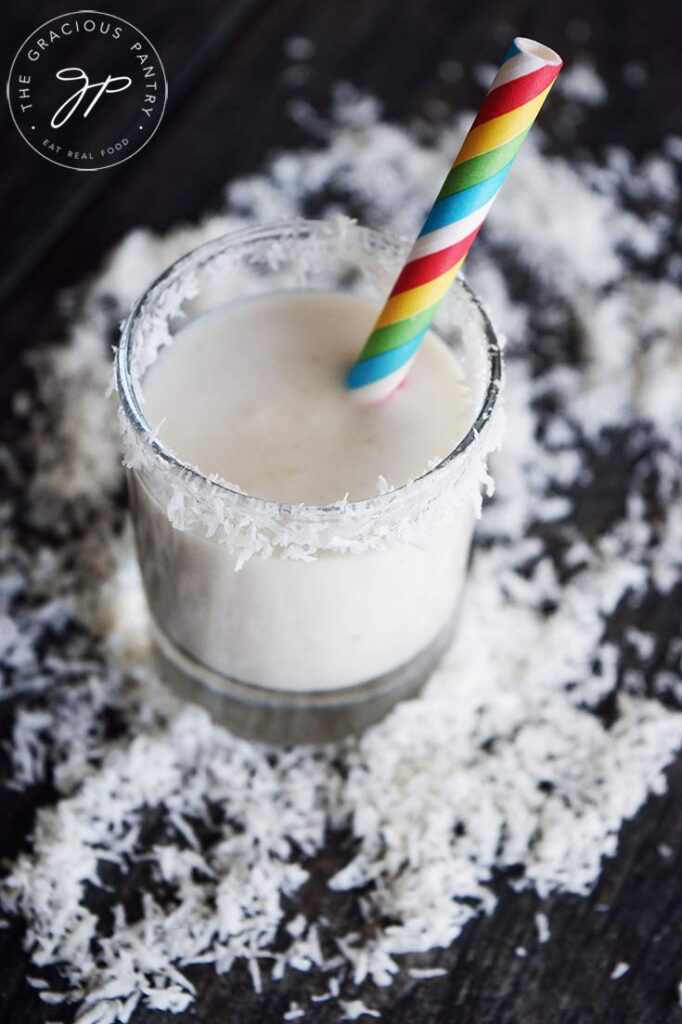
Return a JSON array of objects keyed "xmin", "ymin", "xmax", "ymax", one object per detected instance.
[{"xmin": 347, "ymin": 37, "xmax": 562, "ymax": 402}]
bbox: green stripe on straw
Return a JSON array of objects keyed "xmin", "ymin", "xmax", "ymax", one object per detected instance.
[
  {"xmin": 437, "ymin": 127, "xmax": 531, "ymax": 200},
  {"xmin": 355, "ymin": 304, "xmax": 441, "ymax": 360}
]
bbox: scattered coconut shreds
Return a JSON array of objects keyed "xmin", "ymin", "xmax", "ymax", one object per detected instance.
[
  {"xmin": 407, "ymin": 968, "xmax": 447, "ymax": 980},
  {"xmin": 610, "ymin": 962, "xmax": 631, "ymax": 981},
  {"xmin": 283, "ymin": 1001, "xmax": 305, "ymax": 1021},
  {"xmin": 556, "ymin": 60, "xmax": 608, "ymax": 106},
  {"xmin": 535, "ymin": 913, "xmax": 550, "ymax": 945},
  {"xmin": 1, "ymin": 71, "xmax": 682, "ymax": 1023},
  {"xmin": 341, "ymin": 1000, "xmax": 381, "ymax": 1020}
]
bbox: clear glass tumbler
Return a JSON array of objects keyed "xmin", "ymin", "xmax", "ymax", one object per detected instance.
[{"xmin": 116, "ymin": 219, "xmax": 502, "ymax": 743}]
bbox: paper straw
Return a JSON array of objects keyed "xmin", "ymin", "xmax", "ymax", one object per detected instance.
[{"xmin": 346, "ymin": 37, "xmax": 562, "ymax": 402}]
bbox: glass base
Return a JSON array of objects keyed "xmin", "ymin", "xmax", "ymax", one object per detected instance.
[{"xmin": 151, "ymin": 614, "xmax": 457, "ymax": 745}]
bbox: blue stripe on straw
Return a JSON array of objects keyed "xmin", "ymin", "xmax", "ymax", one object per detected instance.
[
  {"xmin": 417, "ymin": 162, "xmax": 512, "ymax": 236},
  {"xmin": 346, "ymin": 331, "xmax": 427, "ymax": 389}
]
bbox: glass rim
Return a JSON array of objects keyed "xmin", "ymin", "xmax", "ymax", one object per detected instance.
[{"xmin": 116, "ymin": 218, "xmax": 503, "ymax": 516}]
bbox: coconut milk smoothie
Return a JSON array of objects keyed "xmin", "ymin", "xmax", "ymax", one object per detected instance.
[
  {"xmin": 142, "ymin": 291, "xmax": 474, "ymax": 505},
  {"xmin": 117, "ymin": 221, "xmax": 501, "ymax": 741}
]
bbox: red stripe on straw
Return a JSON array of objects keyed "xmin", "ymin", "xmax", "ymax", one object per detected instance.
[
  {"xmin": 390, "ymin": 226, "xmax": 482, "ymax": 295},
  {"xmin": 471, "ymin": 64, "xmax": 561, "ymax": 128}
]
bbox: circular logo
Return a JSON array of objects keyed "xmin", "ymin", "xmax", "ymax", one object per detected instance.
[{"xmin": 7, "ymin": 11, "xmax": 167, "ymax": 171}]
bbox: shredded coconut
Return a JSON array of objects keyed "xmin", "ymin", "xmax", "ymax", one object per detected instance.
[
  {"xmin": 556, "ymin": 60, "xmax": 608, "ymax": 105},
  {"xmin": 407, "ymin": 967, "xmax": 447, "ymax": 980},
  {"xmin": 610, "ymin": 962, "xmax": 630, "ymax": 980},
  {"xmin": 535, "ymin": 913, "xmax": 550, "ymax": 945},
  {"xmin": 1, "ymin": 77, "xmax": 681, "ymax": 1020},
  {"xmin": 341, "ymin": 1000, "xmax": 381, "ymax": 1020},
  {"xmin": 283, "ymin": 1002, "xmax": 305, "ymax": 1021}
]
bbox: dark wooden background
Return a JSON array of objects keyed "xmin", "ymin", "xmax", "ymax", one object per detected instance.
[{"xmin": 1, "ymin": 1, "xmax": 681, "ymax": 1022}]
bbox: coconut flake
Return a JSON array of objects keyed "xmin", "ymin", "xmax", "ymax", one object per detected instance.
[{"xmin": 610, "ymin": 962, "xmax": 630, "ymax": 980}]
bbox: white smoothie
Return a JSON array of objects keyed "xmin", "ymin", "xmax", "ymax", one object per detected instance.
[
  {"xmin": 130, "ymin": 288, "xmax": 484, "ymax": 692},
  {"xmin": 142, "ymin": 290, "xmax": 475, "ymax": 504}
]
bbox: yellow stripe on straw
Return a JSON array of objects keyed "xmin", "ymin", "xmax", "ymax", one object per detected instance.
[
  {"xmin": 454, "ymin": 84, "xmax": 553, "ymax": 165},
  {"xmin": 373, "ymin": 262, "xmax": 464, "ymax": 329}
]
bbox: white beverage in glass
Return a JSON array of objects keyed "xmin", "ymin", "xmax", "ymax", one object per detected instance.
[{"xmin": 117, "ymin": 221, "xmax": 501, "ymax": 741}]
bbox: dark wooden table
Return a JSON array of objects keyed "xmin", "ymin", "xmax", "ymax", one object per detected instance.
[{"xmin": 1, "ymin": 1, "xmax": 681, "ymax": 1021}]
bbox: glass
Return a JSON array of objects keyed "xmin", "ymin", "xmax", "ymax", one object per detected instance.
[{"xmin": 116, "ymin": 219, "xmax": 502, "ymax": 743}]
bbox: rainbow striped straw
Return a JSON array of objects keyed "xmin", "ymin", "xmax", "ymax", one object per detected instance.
[{"xmin": 347, "ymin": 37, "xmax": 562, "ymax": 402}]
